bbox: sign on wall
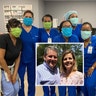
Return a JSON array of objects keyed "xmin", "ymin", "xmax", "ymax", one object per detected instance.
[{"xmin": 3, "ymin": 5, "xmax": 32, "ymax": 32}]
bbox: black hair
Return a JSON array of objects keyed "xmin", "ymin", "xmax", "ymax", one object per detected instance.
[
  {"xmin": 82, "ymin": 22, "xmax": 93, "ymax": 30},
  {"xmin": 42, "ymin": 14, "xmax": 53, "ymax": 21},
  {"xmin": 6, "ymin": 18, "xmax": 21, "ymax": 32},
  {"xmin": 23, "ymin": 10, "xmax": 34, "ymax": 17}
]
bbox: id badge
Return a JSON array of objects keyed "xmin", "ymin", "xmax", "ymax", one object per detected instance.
[
  {"xmin": 87, "ymin": 46, "xmax": 93, "ymax": 54},
  {"xmin": 48, "ymin": 37, "xmax": 52, "ymax": 43}
]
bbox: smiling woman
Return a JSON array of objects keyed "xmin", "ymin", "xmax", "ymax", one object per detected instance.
[{"xmin": 60, "ymin": 50, "xmax": 84, "ymax": 86}]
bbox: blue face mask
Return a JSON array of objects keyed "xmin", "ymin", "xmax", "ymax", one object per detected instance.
[
  {"xmin": 61, "ymin": 27, "xmax": 72, "ymax": 37},
  {"xmin": 81, "ymin": 31, "xmax": 92, "ymax": 40},
  {"xmin": 70, "ymin": 18, "xmax": 78, "ymax": 26},
  {"xmin": 23, "ymin": 18, "xmax": 33, "ymax": 26}
]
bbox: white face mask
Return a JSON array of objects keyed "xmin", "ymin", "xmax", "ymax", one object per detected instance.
[
  {"xmin": 81, "ymin": 31, "xmax": 92, "ymax": 40},
  {"xmin": 70, "ymin": 18, "xmax": 78, "ymax": 26}
]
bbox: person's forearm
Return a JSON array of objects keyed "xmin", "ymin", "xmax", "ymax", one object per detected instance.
[
  {"xmin": 91, "ymin": 62, "xmax": 96, "ymax": 69},
  {"xmin": 0, "ymin": 58, "xmax": 11, "ymax": 74},
  {"xmin": 13, "ymin": 53, "xmax": 21, "ymax": 76}
]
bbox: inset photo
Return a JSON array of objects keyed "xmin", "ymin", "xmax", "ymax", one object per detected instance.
[{"xmin": 36, "ymin": 43, "xmax": 84, "ymax": 86}]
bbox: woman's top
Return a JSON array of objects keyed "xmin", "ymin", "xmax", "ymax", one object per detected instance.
[
  {"xmin": 0, "ymin": 34, "xmax": 22, "ymax": 66},
  {"xmin": 20, "ymin": 26, "xmax": 39, "ymax": 63},
  {"xmin": 60, "ymin": 71, "xmax": 84, "ymax": 86},
  {"xmin": 72, "ymin": 24, "xmax": 83, "ymax": 42},
  {"xmin": 53, "ymin": 34, "xmax": 79, "ymax": 42},
  {"xmin": 84, "ymin": 35, "xmax": 96, "ymax": 73}
]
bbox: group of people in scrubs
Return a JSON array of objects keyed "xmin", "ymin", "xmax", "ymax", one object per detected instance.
[
  {"xmin": 0, "ymin": 8, "xmax": 96, "ymax": 96},
  {"xmin": 40, "ymin": 10, "xmax": 96, "ymax": 96}
]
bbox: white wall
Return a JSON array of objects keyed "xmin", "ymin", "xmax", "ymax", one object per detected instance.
[
  {"xmin": 0, "ymin": 0, "xmax": 44, "ymax": 33},
  {"xmin": 44, "ymin": 1, "xmax": 96, "ymax": 28},
  {"xmin": 38, "ymin": 0, "xmax": 45, "ymax": 28},
  {"xmin": 1, "ymin": 1, "xmax": 96, "ymax": 33}
]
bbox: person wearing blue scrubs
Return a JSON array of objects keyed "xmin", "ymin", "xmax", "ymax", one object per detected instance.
[
  {"xmin": 80, "ymin": 22, "xmax": 96, "ymax": 96},
  {"xmin": 64, "ymin": 10, "xmax": 83, "ymax": 42},
  {"xmin": 39, "ymin": 14, "xmax": 60, "ymax": 96},
  {"xmin": 53, "ymin": 20, "xmax": 79, "ymax": 42},
  {"xmin": 53, "ymin": 20, "xmax": 79, "ymax": 96},
  {"xmin": 18, "ymin": 10, "xmax": 40, "ymax": 96},
  {"xmin": 64, "ymin": 10, "xmax": 83, "ymax": 96},
  {"xmin": 39, "ymin": 14, "xmax": 59, "ymax": 43}
]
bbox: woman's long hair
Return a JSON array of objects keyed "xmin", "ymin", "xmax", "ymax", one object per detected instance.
[{"xmin": 60, "ymin": 50, "xmax": 77, "ymax": 76}]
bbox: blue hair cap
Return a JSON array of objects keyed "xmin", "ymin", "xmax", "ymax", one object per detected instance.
[{"xmin": 64, "ymin": 10, "xmax": 78, "ymax": 20}]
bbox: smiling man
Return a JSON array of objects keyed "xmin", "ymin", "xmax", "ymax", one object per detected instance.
[{"xmin": 37, "ymin": 46, "xmax": 60, "ymax": 85}]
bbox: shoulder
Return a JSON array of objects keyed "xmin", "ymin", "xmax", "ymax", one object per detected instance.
[
  {"xmin": 37, "ymin": 64, "xmax": 45, "ymax": 70},
  {"xmin": 0, "ymin": 33, "xmax": 9, "ymax": 41},
  {"xmin": 32, "ymin": 26, "xmax": 39, "ymax": 31},
  {"xmin": 91, "ymin": 35, "xmax": 96, "ymax": 41},
  {"xmin": 51, "ymin": 28, "xmax": 59, "ymax": 34},
  {"xmin": 76, "ymin": 24, "xmax": 82, "ymax": 28},
  {"xmin": 71, "ymin": 34, "xmax": 79, "ymax": 41},
  {"xmin": 32, "ymin": 26, "xmax": 38, "ymax": 29},
  {"xmin": 0, "ymin": 33, "xmax": 9, "ymax": 38},
  {"xmin": 53, "ymin": 34, "xmax": 62, "ymax": 40},
  {"xmin": 39, "ymin": 28, "xmax": 45, "ymax": 32},
  {"xmin": 75, "ymin": 71, "xmax": 83, "ymax": 77},
  {"xmin": 51, "ymin": 28, "xmax": 58, "ymax": 31},
  {"xmin": 0, "ymin": 34, "xmax": 9, "ymax": 49}
]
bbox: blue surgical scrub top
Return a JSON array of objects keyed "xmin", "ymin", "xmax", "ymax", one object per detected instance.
[
  {"xmin": 53, "ymin": 34, "xmax": 79, "ymax": 42},
  {"xmin": 20, "ymin": 26, "xmax": 39, "ymax": 63},
  {"xmin": 39, "ymin": 28, "xmax": 60, "ymax": 42},
  {"xmin": 72, "ymin": 24, "xmax": 83, "ymax": 42},
  {"xmin": 84, "ymin": 35, "xmax": 96, "ymax": 73}
]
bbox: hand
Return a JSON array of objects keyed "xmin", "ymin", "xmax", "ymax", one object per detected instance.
[
  {"xmin": 12, "ymin": 74, "xmax": 17, "ymax": 84},
  {"xmin": 87, "ymin": 67, "xmax": 94, "ymax": 76},
  {"xmin": 7, "ymin": 72, "xmax": 12, "ymax": 82}
]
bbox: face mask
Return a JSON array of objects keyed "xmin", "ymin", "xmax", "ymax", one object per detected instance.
[
  {"xmin": 11, "ymin": 27, "xmax": 22, "ymax": 38},
  {"xmin": 81, "ymin": 31, "xmax": 92, "ymax": 40},
  {"xmin": 61, "ymin": 27, "xmax": 72, "ymax": 37},
  {"xmin": 43, "ymin": 22, "xmax": 52, "ymax": 29},
  {"xmin": 70, "ymin": 18, "xmax": 78, "ymax": 26},
  {"xmin": 23, "ymin": 17, "xmax": 33, "ymax": 26}
]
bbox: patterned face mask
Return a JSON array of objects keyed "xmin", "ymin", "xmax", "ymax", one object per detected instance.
[
  {"xmin": 11, "ymin": 27, "xmax": 22, "ymax": 38},
  {"xmin": 43, "ymin": 22, "xmax": 52, "ymax": 29},
  {"xmin": 61, "ymin": 27, "xmax": 72, "ymax": 37},
  {"xmin": 81, "ymin": 31, "xmax": 92, "ymax": 40}
]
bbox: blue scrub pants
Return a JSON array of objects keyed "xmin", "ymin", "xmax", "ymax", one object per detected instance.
[
  {"xmin": 81, "ymin": 69, "xmax": 96, "ymax": 96},
  {"xmin": 58, "ymin": 86, "xmax": 76, "ymax": 96},
  {"xmin": 76, "ymin": 86, "xmax": 82, "ymax": 96},
  {"xmin": 43, "ymin": 86, "xmax": 56, "ymax": 96},
  {"xmin": 1, "ymin": 71, "xmax": 19, "ymax": 96},
  {"xmin": 18, "ymin": 61, "xmax": 35, "ymax": 96}
]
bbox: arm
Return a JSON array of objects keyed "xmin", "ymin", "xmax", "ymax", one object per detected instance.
[
  {"xmin": 12, "ymin": 52, "xmax": 21, "ymax": 83},
  {"xmin": 0, "ymin": 48, "xmax": 12, "ymax": 81},
  {"xmin": 37, "ymin": 69, "xmax": 41, "ymax": 85},
  {"xmin": 87, "ymin": 62, "xmax": 96, "ymax": 76}
]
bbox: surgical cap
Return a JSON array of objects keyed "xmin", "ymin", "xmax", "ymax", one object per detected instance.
[{"xmin": 64, "ymin": 10, "xmax": 78, "ymax": 20}]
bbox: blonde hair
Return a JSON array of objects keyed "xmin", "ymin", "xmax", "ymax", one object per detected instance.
[{"xmin": 60, "ymin": 50, "xmax": 77, "ymax": 75}]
